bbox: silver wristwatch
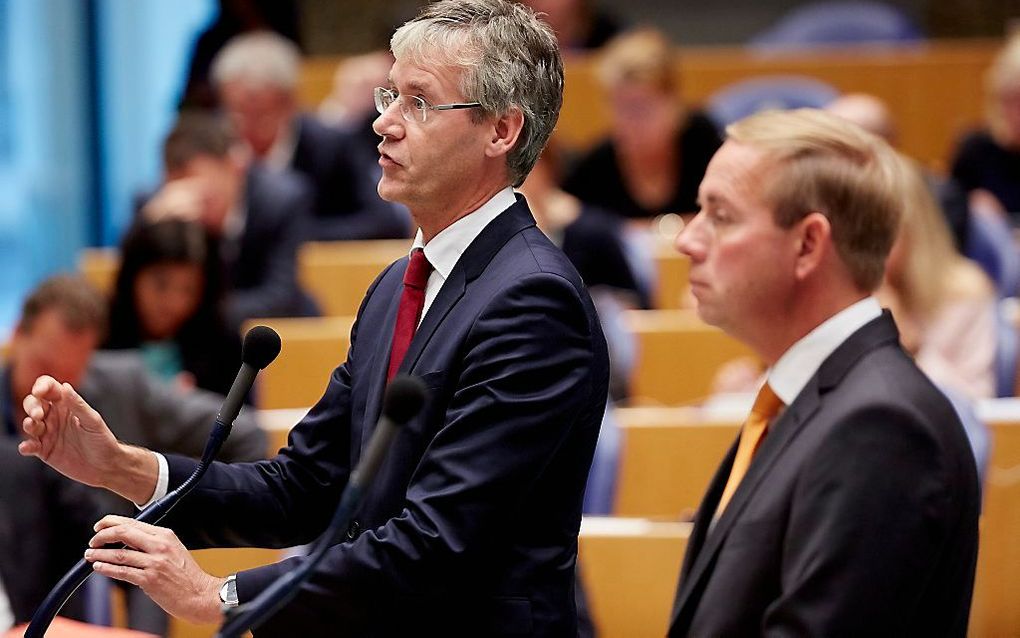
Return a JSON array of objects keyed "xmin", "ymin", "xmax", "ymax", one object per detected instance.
[{"xmin": 219, "ymin": 573, "xmax": 239, "ymax": 609}]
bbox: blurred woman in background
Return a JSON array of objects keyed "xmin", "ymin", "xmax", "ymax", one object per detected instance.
[
  {"xmin": 563, "ymin": 27, "xmax": 722, "ymax": 221},
  {"xmin": 105, "ymin": 218, "xmax": 241, "ymax": 396},
  {"xmin": 880, "ymin": 158, "xmax": 998, "ymax": 400}
]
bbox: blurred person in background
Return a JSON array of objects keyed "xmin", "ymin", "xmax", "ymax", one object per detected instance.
[
  {"xmin": 563, "ymin": 28, "xmax": 722, "ymax": 222},
  {"xmin": 950, "ymin": 34, "xmax": 1020, "ymax": 223},
  {"xmin": 877, "ymin": 157, "xmax": 998, "ymax": 400},
  {"xmin": 520, "ymin": 0, "xmax": 622, "ymax": 51},
  {"xmin": 105, "ymin": 219, "xmax": 241, "ymax": 397},
  {"xmin": 2, "ymin": 275, "xmax": 266, "ymax": 634},
  {"xmin": 179, "ymin": 0, "xmax": 301, "ymax": 110},
  {"xmin": 826, "ymin": 92, "xmax": 970, "ymax": 252},
  {"xmin": 212, "ymin": 32, "xmax": 409, "ymax": 240},
  {"xmin": 141, "ymin": 112, "xmax": 319, "ymax": 330},
  {"xmin": 0, "ymin": 437, "xmax": 100, "ymax": 631}
]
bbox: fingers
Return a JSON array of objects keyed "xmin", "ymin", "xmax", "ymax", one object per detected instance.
[
  {"xmin": 85, "ymin": 546, "xmax": 151, "ymax": 570},
  {"xmin": 17, "ymin": 438, "xmax": 41, "ymax": 457},
  {"xmin": 91, "ymin": 561, "xmax": 146, "ymax": 587},
  {"xmin": 29, "ymin": 375, "xmax": 62, "ymax": 403}
]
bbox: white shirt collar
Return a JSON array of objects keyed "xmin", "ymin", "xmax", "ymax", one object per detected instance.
[
  {"xmin": 411, "ymin": 187, "xmax": 517, "ymax": 279},
  {"xmin": 767, "ymin": 297, "xmax": 883, "ymax": 406},
  {"xmin": 263, "ymin": 120, "xmax": 299, "ymax": 172},
  {"xmin": 409, "ymin": 187, "xmax": 517, "ymax": 325}
]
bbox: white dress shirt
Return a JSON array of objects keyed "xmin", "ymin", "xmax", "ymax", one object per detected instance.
[
  {"xmin": 139, "ymin": 187, "xmax": 519, "ymax": 508},
  {"xmin": 0, "ymin": 574, "xmax": 14, "ymax": 632},
  {"xmin": 411, "ymin": 186, "xmax": 516, "ymax": 324},
  {"xmin": 766, "ymin": 297, "xmax": 883, "ymax": 405}
]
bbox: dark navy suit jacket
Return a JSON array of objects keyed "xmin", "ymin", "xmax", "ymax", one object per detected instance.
[
  {"xmin": 163, "ymin": 197, "xmax": 610, "ymax": 636},
  {"xmin": 669, "ymin": 313, "xmax": 980, "ymax": 637}
]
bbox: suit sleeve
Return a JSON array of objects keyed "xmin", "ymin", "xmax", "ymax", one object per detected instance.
[
  {"xmin": 160, "ymin": 265, "xmax": 399, "ymax": 549},
  {"xmin": 237, "ymin": 273, "xmax": 604, "ymax": 628},
  {"xmin": 763, "ymin": 399, "xmax": 967, "ymax": 636},
  {"xmin": 226, "ymin": 183, "xmax": 315, "ymax": 327}
]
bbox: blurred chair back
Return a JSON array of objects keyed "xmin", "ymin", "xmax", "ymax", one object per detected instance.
[
  {"xmin": 965, "ymin": 210, "xmax": 1020, "ymax": 298},
  {"xmin": 749, "ymin": 1, "xmax": 924, "ymax": 50},
  {"xmin": 706, "ymin": 75, "xmax": 839, "ymax": 128}
]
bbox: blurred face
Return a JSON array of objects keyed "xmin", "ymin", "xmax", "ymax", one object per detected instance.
[
  {"xmin": 134, "ymin": 262, "xmax": 205, "ymax": 341},
  {"xmin": 373, "ymin": 56, "xmax": 492, "ymax": 225},
  {"xmin": 219, "ymin": 81, "xmax": 294, "ymax": 158},
  {"xmin": 609, "ymin": 82, "xmax": 679, "ymax": 151},
  {"xmin": 9, "ymin": 309, "xmax": 98, "ymax": 407},
  {"xmin": 998, "ymin": 86, "xmax": 1020, "ymax": 145},
  {"xmin": 167, "ymin": 155, "xmax": 243, "ymax": 234},
  {"xmin": 675, "ymin": 141, "xmax": 798, "ymax": 341}
]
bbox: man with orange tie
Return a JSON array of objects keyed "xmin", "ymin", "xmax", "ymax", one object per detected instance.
[
  {"xmin": 670, "ymin": 109, "xmax": 980, "ymax": 636},
  {"xmin": 19, "ymin": 1, "xmax": 609, "ymax": 635}
]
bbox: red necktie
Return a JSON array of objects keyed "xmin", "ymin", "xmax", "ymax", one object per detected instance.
[{"xmin": 387, "ymin": 248, "xmax": 433, "ymax": 381}]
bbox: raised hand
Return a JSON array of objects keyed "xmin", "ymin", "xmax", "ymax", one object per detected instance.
[{"xmin": 19, "ymin": 375, "xmax": 157, "ymax": 504}]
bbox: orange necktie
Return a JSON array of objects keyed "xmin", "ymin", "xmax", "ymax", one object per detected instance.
[{"xmin": 715, "ymin": 382, "xmax": 784, "ymax": 519}]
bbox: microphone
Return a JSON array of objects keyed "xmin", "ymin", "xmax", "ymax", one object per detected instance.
[
  {"xmin": 26, "ymin": 326, "xmax": 282, "ymax": 638},
  {"xmin": 217, "ymin": 374, "xmax": 427, "ymax": 638}
]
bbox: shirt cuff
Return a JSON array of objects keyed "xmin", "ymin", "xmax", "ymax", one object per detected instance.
[{"xmin": 135, "ymin": 452, "xmax": 170, "ymax": 509}]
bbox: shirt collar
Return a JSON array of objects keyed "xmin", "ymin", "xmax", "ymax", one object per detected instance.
[
  {"xmin": 263, "ymin": 119, "xmax": 299, "ymax": 172},
  {"xmin": 411, "ymin": 187, "xmax": 517, "ymax": 280},
  {"xmin": 767, "ymin": 296, "xmax": 883, "ymax": 405}
]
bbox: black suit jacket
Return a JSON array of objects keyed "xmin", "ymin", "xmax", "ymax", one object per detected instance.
[
  {"xmin": 224, "ymin": 164, "xmax": 319, "ymax": 328},
  {"xmin": 0, "ymin": 438, "xmax": 99, "ymax": 624},
  {"xmin": 163, "ymin": 197, "xmax": 610, "ymax": 636},
  {"xmin": 670, "ymin": 313, "xmax": 980, "ymax": 637},
  {"xmin": 291, "ymin": 114, "xmax": 409, "ymax": 241}
]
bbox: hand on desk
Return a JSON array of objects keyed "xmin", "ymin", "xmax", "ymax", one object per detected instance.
[{"xmin": 86, "ymin": 515, "xmax": 224, "ymax": 625}]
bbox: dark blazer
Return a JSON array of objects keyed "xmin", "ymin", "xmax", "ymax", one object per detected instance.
[
  {"xmin": 163, "ymin": 197, "xmax": 611, "ymax": 636},
  {"xmin": 669, "ymin": 313, "xmax": 980, "ymax": 637},
  {"xmin": 0, "ymin": 437, "xmax": 99, "ymax": 624},
  {"xmin": 224, "ymin": 164, "xmax": 319, "ymax": 328},
  {"xmin": 290, "ymin": 114, "xmax": 409, "ymax": 241}
]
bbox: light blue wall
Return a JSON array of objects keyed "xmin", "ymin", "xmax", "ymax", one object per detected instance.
[
  {"xmin": 0, "ymin": 0, "xmax": 92, "ymax": 334},
  {"xmin": 0, "ymin": 0, "xmax": 215, "ymax": 336},
  {"xmin": 94, "ymin": 0, "xmax": 216, "ymax": 245}
]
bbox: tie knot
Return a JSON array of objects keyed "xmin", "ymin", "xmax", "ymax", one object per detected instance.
[
  {"xmin": 404, "ymin": 248, "xmax": 432, "ymax": 290},
  {"xmin": 751, "ymin": 382, "xmax": 784, "ymax": 420}
]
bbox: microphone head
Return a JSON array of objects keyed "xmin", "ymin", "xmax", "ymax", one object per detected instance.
[
  {"xmin": 242, "ymin": 325, "xmax": 282, "ymax": 370},
  {"xmin": 383, "ymin": 375, "xmax": 428, "ymax": 425}
]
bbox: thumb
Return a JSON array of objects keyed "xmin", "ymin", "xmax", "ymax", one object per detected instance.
[{"xmin": 62, "ymin": 383, "xmax": 105, "ymax": 433}]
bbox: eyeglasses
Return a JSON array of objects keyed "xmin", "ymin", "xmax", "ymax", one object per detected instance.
[{"xmin": 374, "ymin": 87, "xmax": 481, "ymax": 123}]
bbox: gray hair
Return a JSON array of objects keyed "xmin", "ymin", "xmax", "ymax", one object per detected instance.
[
  {"xmin": 211, "ymin": 31, "xmax": 301, "ymax": 91},
  {"xmin": 391, "ymin": 0, "xmax": 563, "ymax": 187}
]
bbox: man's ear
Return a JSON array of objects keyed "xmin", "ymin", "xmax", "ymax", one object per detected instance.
[
  {"xmin": 486, "ymin": 107, "xmax": 524, "ymax": 159},
  {"xmin": 793, "ymin": 211, "xmax": 832, "ymax": 280}
]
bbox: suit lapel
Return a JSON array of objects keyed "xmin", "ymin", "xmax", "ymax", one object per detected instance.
[
  {"xmin": 357, "ymin": 261, "xmax": 406, "ymax": 458},
  {"xmin": 669, "ymin": 312, "xmax": 903, "ymax": 631},
  {"xmin": 359, "ymin": 197, "xmax": 538, "ymax": 454}
]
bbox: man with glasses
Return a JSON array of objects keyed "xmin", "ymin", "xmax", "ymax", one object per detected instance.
[{"xmin": 20, "ymin": 1, "xmax": 610, "ymax": 635}]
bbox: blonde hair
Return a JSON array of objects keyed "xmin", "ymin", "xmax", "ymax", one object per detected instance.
[
  {"xmin": 985, "ymin": 34, "xmax": 1020, "ymax": 147},
  {"xmin": 597, "ymin": 27, "xmax": 677, "ymax": 93},
  {"xmin": 726, "ymin": 108, "xmax": 904, "ymax": 291},
  {"xmin": 889, "ymin": 157, "xmax": 993, "ymax": 320}
]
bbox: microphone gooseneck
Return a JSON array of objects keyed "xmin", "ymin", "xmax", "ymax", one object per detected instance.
[
  {"xmin": 217, "ymin": 375, "xmax": 427, "ymax": 638},
  {"xmin": 26, "ymin": 326, "xmax": 281, "ymax": 638}
]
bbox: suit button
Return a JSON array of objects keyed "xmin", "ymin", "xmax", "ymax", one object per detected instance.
[{"xmin": 346, "ymin": 520, "xmax": 362, "ymax": 541}]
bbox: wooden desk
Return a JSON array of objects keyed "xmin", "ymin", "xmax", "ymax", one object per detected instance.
[
  {"xmin": 579, "ymin": 517, "xmax": 690, "ymax": 638},
  {"xmin": 243, "ymin": 316, "xmax": 354, "ymax": 410},
  {"xmin": 298, "ymin": 240, "xmax": 409, "ymax": 317},
  {"xmin": 624, "ymin": 310, "xmax": 755, "ymax": 406}
]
